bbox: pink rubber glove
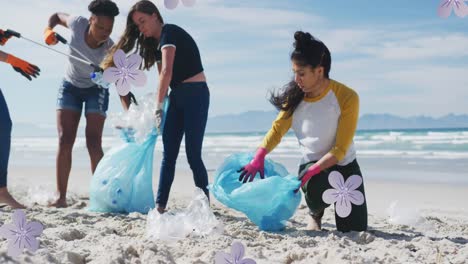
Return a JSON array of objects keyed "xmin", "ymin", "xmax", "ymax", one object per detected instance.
[
  {"xmin": 300, "ymin": 164, "xmax": 321, "ymax": 188},
  {"xmin": 238, "ymin": 147, "xmax": 268, "ymax": 183}
]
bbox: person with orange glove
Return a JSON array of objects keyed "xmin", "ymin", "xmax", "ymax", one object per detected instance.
[
  {"xmin": 0, "ymin": 30, "xmax": 41, "ymax": 81},
  {"xmin": 0, "ymin": 29, "xmax": 42, "ymax": 209},
  {"xmin": 43, "ymin": 27, "xmax": 58, "ymax": 46},
  {"xmin": 0, "ymin": 29, "xmax": 12, "ymax": 45},
  {"xmin": 44, "ymin": 0, "xmax": 119, "ymax": 208}
]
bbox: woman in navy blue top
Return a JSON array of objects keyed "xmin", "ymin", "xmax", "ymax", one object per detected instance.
[{"xmin": 102, "ymin": 0, "xmax": 209, "ymax": 213}]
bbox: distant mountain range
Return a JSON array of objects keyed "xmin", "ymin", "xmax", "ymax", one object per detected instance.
[
  {"xmin": 205, "ymin": 111, "xmax": 468, "ymax": 133},
  {"xmin": 11, "ymin": 112, "xmax": 468, "ymax": 137}
]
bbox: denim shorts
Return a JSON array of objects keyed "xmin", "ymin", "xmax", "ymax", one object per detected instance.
[{"xmin": 57, "ymin": 80, "xmax": 109, "ymax": 117}]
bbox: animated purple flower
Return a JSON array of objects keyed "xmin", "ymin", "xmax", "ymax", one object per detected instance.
[
  {"xmin": 103, "ymin": 49, "xmax": 147, "ymax": 96},
  {"xmin": 0, "ymin": 210, "xmax": 44, "ymax": 257},
  {"xmin": 164, "ymin": 0, "xmax": 196, "ymax": 10},
  {"xmin": 215, "ymin": 241, "xmax": 257, "ymax": 264},
  {"xmin": 322, "ymin": 171, "xmax": 365, "ymax": 218},
  {"xmin": 438, "ymin": 0, "xmax": 468, "ymax": 18}
]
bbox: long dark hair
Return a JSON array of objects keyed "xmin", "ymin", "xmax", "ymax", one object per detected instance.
[
  {"xmin": 269, "ymin": 31, "xmax": 332, "ymax": 117},
  {"xmin": 101, "ymin": 0, "xmax": 163, "ymax": 70}
]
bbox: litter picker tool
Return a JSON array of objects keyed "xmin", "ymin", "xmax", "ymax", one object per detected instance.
[{"xmin": 5, "ymin": 29, "xmax": 102, "ymax": 72}]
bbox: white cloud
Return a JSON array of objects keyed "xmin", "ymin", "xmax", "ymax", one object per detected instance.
[
  {"xmin": 191, "ymin": 6, "xmax": 321, "ymax": 27},
  {"xmin": 364, "ymin": 33, "xmax": 468, "ymax": 60}
]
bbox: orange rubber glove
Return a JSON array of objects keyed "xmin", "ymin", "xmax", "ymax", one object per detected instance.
[
  {"xmin": 0, "ymin": 29, "xmax": 12, "ymax": 46},
  {"xmin": 44, "ymin": 27, "xmax": 58, "ymax": 45},
  {"xmin": 6, "ymin": 54, "xmax": 41, "ymax": 81}
]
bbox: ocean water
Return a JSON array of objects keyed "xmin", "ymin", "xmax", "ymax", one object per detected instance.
[{"xmin": 9, "ymin": 128, "xmax": 468, "ymax": 184}]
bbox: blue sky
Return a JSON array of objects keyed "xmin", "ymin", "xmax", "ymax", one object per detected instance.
[{"xmin": 1, "ymin": 0, "xmax": 468, "ymax": 125}]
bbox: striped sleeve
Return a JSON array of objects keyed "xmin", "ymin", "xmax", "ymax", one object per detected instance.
[
  {"xmin": 260, "ymin": 110, "xmax": 292, "ymax": 152},
  {"xmin": 329, "ymin": 85, "xmax": 359, "ymax": 161}
]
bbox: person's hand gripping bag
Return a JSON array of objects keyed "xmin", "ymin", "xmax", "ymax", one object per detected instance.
[{"xmin": 209, "ymin": 153, "xmax": 301, "ymax": 231}]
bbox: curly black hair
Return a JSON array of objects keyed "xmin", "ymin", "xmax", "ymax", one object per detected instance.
[{"xmin": 88, "ymin": 0, "xmax": 119, "ymax": 17}]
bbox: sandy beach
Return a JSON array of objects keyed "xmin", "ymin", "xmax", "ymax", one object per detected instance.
[
  {"xmin": 0, "ymin": 163, "xmax": 467, "ymax": 264},
  {"xmin": 2, "ymin": 0, "xmax": 468, "ymax": 262}
]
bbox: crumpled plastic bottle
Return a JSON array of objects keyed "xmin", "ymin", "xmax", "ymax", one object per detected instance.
[{"xmin": 146, "ymin": 188, "xmax": 224, "ymax": 241}]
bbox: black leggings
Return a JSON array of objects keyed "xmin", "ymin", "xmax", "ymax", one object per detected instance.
[
  {"xmin": 156, "ymin": 82, "xmax": 210, "ymax": 208},
  {"xmin": 299, "ymin": 159, "xmax": 368, "ymax": 232}
]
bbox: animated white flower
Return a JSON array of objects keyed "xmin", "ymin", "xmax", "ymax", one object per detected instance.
[
  {"xmin": 164, "ymin": 0, "xmax": 196, "ymax": 10},
  {"xmin": 322, "ymin": 171, "xmax": 365, "ymax": 218},
  {"xmin": 103, "ymin": 49, "xmax": 147, "ymax": 96},
  {"xmin": 438, "ymin": 0, "xmax": 468, "ymax": 18},
  {"xmin": 0, "ymin": 210, "xmax": 44, "ymax": 257},
  {"xmin": 215, "ymin": 241, "xmax": 256, "ymax": 264}
]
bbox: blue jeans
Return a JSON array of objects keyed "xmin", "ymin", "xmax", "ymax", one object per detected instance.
[
  {"xmin": 57, "ymin": 80, "xmax": 109, "ymax": 117},
  {"xmin": 0, "ymin": 89, "xmax": 12, "ymax": 188},
  {"xmin": 156, "ymin": 82, "xmax": 210, "ymax": 208}
]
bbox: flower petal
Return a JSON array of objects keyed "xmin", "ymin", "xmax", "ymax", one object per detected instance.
[
  {"xmin": 328, "ymin": 171, "xmax": 345, "ymax": 190},
  {"xmin": 165, "ymin": 0, "xmax": 179, "ymax": 10},
  {"xmin": 113, "ymin": 49, "xmax": 127, "ymax": 69},
  {"xmin": 344, "ymin": 175, "xmax": 362, "ymax": 191},
  {"xmin": 126, "ymin": 53, "xmax": 142, "ymax": 71},
  {"xmin": 0, "ymin": 223, "xmax": 19, "ymax": 240},
  {"xmin": 239, "ymin": 258, "xmax": 257, "ymax": 264},
  {"xmin": 24, "ymin": 236, "xmax": 39, "ymax": 252},
  {"xmin": 215, "ymin": 252, "xmax": 233, "ymax": 264},
  {"xmin": 181, "ymin": 0, "xmax": 196, "ymax": 7},
  {"xmin": 103, "ymin": 67, "xmax": 124, "ymax": 83},
  {"xmin": 231, "ymin": 241, "xmax": 245, "ymax": 261},
  {"xmin": 454, "ymin": 0, "xmax": 468, "ymax": 17},
  {"xmin": 322, "ymin": 189, "xmax": 339, "ymax": 205},
  {"xmin": 335, "ymin": 194, "xmax": 352, "ymax": 218},
  {"xmin": 116, "ymin": 77, "xmax": 131, "ymax": 96},
  {"xmin": 347, "ymin": 190, "xmax": 365, "ymax": 206},
  {"xmin": 12, "ymin": 210, "xmax": 27, "ymax": 229},
  {"xmin": 437, "ymin": 0, "xmax": 453, "ymax": 18},
  {"xmin": 7, "ymin": 240, "xmax": 23, "ymax": 258},
  {"xmin": 127, "ymin": 70, "xmax": 147, "ymax": 87},
  {"xmin": 25, "ymin": 221, "xmax": 43, "ymax": 237}
]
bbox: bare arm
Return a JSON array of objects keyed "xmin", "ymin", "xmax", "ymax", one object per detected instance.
[
  {"xmin": 157, "ymin": 46, "xmax": 175, "ymax": 104},
  {"xmin": 157, "ymin": 62, "xmax": 162, "ymax": 74},
  {"xmin": 47, "ymin": 12, "xmax": 70, "ymax": 29}
]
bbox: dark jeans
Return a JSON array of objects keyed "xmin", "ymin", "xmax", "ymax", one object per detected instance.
[
  {"xmin": 57, "ymin": 80, "xmax": 110, "ymax": 117},
  {"xmin": 156, "ymin": 82, "xmax": 210, "ymax": 208},
  {"xmin": 300, "ymin": 159, "xmax": 368, "ymax": 232},
  {"xmin": 0, "ymin": 89, "xmax": 12, "ymax": 188}
]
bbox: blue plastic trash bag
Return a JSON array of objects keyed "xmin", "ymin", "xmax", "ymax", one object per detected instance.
[
  {"xmin": 209, "ymin": 153, "xmax": 301, "ymax": 231},
  {"xmin": 89, "ymin": 97, "xmax": 169, "ymax": 214}
]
